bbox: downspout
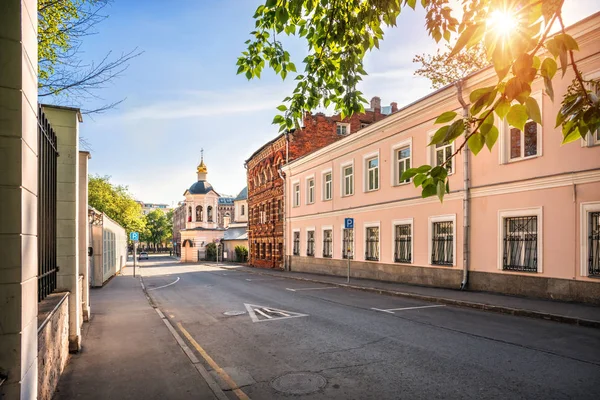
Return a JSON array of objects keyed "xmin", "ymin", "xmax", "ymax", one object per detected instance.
[
  {"xmin": 278, "ymin": 167, "xmax": 287, "ymax": 270},
  {"xmin": 456, "ymin": 80, "xmax": 471, "ymax": 290}
]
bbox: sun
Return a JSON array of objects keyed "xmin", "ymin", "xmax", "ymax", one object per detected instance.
[{"xmin": 487, "ymin": 9, "xmax": 519, "ymax": 37}]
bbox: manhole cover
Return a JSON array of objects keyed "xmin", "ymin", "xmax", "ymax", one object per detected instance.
[
  {"xmin": 223, "ymin": 310, "xmax": 246, "ymax": 316},
  {"xmin": 271, "ymin": 372, "xmax": 327, "ymax": 395}
]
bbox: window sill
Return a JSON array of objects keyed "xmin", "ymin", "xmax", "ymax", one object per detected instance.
[
  {"xmin": 393, "ymin": 181, "xmax": 411, "ymax": 187},
  {"xmin": 323, "ymin": 198, "xmax": 332, "ymax": 202},
  {"xmin": 394, "ymin": 260, "xmax": 412, "ymax": 264},
  {"xmin": 322, "ymin": 255, "xmax": 332, "ymax": 258},
  {"xmin": 430, "ymin": 263, "xmax": 454, "ymax": 267},
  {"xmin": 341, "ymin": 193, "xmax": 354, "ymax": 198},
  {"xmin": 505, "ymin": 154, "xmax": 540, "ymax": 164},
  {"xmin": 364, "ymin": 188, "xmax": 380, "ymax": 193}
]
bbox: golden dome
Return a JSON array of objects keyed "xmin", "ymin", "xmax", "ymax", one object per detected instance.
[{"xmin": 197, "ymin": 159, "xmax": 207, "ymax": 174}]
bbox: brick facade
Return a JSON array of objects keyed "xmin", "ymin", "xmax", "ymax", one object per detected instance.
[{"xmin": 246, "ymin": 97, "xmax": 395, "ymax": 269}]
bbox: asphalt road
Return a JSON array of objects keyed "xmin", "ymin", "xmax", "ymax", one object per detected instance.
[{"xmin": 140, "ymin": 256, "xmax": 600, "ymax": 400}]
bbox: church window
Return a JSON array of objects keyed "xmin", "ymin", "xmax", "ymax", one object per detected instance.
[
  {"xmin": 207, "ymin": 206, "xmax": 213, "ymax": 222},
  {"xmin": 196, "ymin": 206, "xmax": 203, "ymax": 222}
]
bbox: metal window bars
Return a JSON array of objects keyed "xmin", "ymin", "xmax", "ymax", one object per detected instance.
[
  {"xmin": 431, "ymin": 221, "xmax": 453, "ymax": 266},
  {"xmin": 38, "ymin": 105, "xmax": 59, "ymax": 302},
  {"xmin": 322, "ymin": 230, "xmax": 332, "ymax": 258},
  {"xmin": 293, "ymin": 233, "xmax": 300, "ymax": 256},
  {"xmin": 589, "ymin": 212, "xmax": 600, "ymax": 276},
  {"xmin": 342, "ymin": 229, "xmax": 353, "ymax": 259},
  {"xmin": 365, "ymin": 227, "xmax": 379, "ymax": 261},
  {"xmin": 394, "ymin": 224, "xmax": 412, "ymax": 263},
  {"xmin": 307, "ymin": 232, "xmax": 315, "ymax": 256},
  {"xmin": 503, "ymin": 216, "xmax": 537, "ymax": 272}
]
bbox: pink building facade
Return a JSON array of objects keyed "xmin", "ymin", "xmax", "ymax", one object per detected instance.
[{"xmin": 283, "ymin": 13, "xmax": 600, "ymax": 304}]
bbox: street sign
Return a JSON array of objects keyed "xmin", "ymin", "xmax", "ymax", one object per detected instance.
[
  {"xmin": 344, "ymin": 218, "xmax": 354, "ymax": 229},
  {"xmin": 130, "ymin": 231, "xmax": 139, "ymax": 241}
]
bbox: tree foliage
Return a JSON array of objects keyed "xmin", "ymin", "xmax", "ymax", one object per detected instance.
[
  {"xmin": 414, "ymin": 43, "xmax": 488, "ymax": 89},
  {"xmin": 38, "ymin": 0, "xmax": 141, "ymax": 113},
  {"xmin": 88, "ymin": 175, "xmax": 145, "ymax": 234},
  {"xmin": 235, "ymin": 245, "xmax": 249, "ymax": 262},
  {"xmin": 239, "ymin": 0, "xmax": 600, "ymax": 201},
  {"xmin": 141, "ymin": 209, "xmax": 171, "ymax": 248}
]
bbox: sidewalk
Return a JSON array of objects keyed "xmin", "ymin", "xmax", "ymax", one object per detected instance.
[
  {"xmin": 54, "ymin": 267, "xmax": 217, "ymax": 400},
  {"xmin": 218, "ymin": 264, "xmax": 600, "ymax": 328}
]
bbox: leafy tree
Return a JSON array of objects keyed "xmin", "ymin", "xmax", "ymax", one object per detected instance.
[
  {"xmin": 239, "ymin": 0, "xmax": 600, "ymax": 201},
  {"xmin": 88, "ymin": 175, "xmax": 145, "ymax": 234},
  {"xmin": 235, "ymin": 245, "xmax": 249, "ymax": 262},
  {"xmin": 38, "ymin": 0, "xmax": 141, "ymax": 113},
  {"xmin": 414, "ymin": 43, "xmax": 488, "ymax": 89},
  {"xmin": 143, "ymin": 209, "xmax": 171, "ymax": 249},
  {"xmin": 205, "ymin": 243, "xmax": 217, "ymax": 261}
]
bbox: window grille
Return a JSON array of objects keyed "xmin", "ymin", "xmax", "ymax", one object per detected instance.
[
  {"xmin": 307, "ymin": 231, "xmax": 315, "ymax": 256},
  {"xmin": 503, "ymin": 216, "xmax": 537, "ymax": 272},
  {"xmin": 293, "ymin": 232, "xmax": 300, "ymax": 255},
  {"xmin": 323, "ymin": 230, "xmax": 332, "ymax": 258},
  {"xmin": 342, "ymin": 228, "xmax": 353, "ymax": 259},
  {"xmin": 365, "ymin": 227, "xmax": 379, "ymax": 261},
  {"xmin": 588, "ymin": 212, "xmax": 600, "ymax": 276},
  {"xmin": 435, "ymin": 142, "xmax": 453, "ymax": 173},
  {"xmin": 431, "ymin": 221, "xmax": 453, "ymax": 266},
  {"xmin": 394, "ymin": 224, "xmax": 412, "ymax": 263}
]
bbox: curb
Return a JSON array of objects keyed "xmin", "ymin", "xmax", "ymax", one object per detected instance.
[{"xmin": 217, "ymin": 265, "xmax": 600, "ymax": 329}]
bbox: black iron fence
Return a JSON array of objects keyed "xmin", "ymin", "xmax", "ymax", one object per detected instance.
[
  {"xmin": 38, "ymin": 105, "xmax": 59, "ymax": 302},
  {"xmin": 589, "ymin": 212, "xmax": 600, "ymax": 276},
  {"xmin": 431, "ymin": 221, "xmax": 453, "ymax": 266},
  {"xmin": 503, "ymin": 216, "xmax": 537, "ymax": 272}
]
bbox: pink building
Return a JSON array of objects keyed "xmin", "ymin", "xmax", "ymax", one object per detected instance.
[{"xmin": 283, "ymin": 13, "xmax": 600, "ymax": 304}]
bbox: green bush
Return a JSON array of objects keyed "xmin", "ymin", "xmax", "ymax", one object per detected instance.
[
  {"xmin": 205, "ymin": 242, "xmax": 217, "ymax": 261},
  {"xmin": 235, "ymin": 245, "xmax": 248, "ymax": 262}
]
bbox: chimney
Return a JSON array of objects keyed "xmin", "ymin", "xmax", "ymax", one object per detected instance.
[
  {"xmin": 391, "ymin": 102, "xmax": 398, "ymax": 113},
  {"xmin": 370, "ymin": 96, "xmax": 381, "ymax": 112}
]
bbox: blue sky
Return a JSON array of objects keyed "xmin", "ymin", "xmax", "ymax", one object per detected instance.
[{"xmin": 74, "ymin": 0, "xmax": 600, "ymax": 205}]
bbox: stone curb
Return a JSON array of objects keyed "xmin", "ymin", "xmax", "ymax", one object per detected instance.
[{"xmin": 218, "ymin": 266, "xmax": 600, "ymax": 329}]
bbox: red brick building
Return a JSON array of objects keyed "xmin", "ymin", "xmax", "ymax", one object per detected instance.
[{"xmin": 246, "ymin": 97, "xmax": 396, "ymax": 269}]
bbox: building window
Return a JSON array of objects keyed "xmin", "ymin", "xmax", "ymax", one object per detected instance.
[
  {"xmin": 196, "ymin": 206, "xmax": 203, "ymax": 222},
  {"xmin": 323, "ymin": 229, "xmax": 333, "ymax": 258},
  {"xmin": 396, "ymin": 146, "xmax": 411, "ymax": 184},
  {"xmin": 365, "ymin": 226, "xmax": 379, "ymax": 261},
  {"xmin": 588, "ymin": 211, "xmax": 600, "ymax": 276},
  {"xmin": 293, "ymin": 183, "xmax": 300, "ymax": 207},
  {"xmin": 207, "ymin": 206, "xmax": 213, "ymax": 222},
  {"xmin": 342, "ymin": 228, "xmax": 353, "ymax": 259},
  {"xmin": 307, "ymin": 178, "xmax": 315, "ymax": 204},
  {"xmin": 434, "ymin": 141, "xmax": 453, "ymax": 174},
  {"xmin": 323, "ymin": 172, "xmax": 332, "ymax": 201},
  {"xmin": 431, "ymin": 220, "xmax": 454, "ymax": 266},
  {"xmin": 502, "ymin": 216, "xmax": 538, "ymax": 272},
  {"xmin": 307, "ymin": 230, "xmax": 315, "ymax": 256},
  {"xmin": 188, "ymin": 206, "xmax": 192, "ymax": 222},
  {"xmin": 343, "ymin": 165, "xmax": 354, "ymax": 196},
  {"xmin": 278, "ymin": 200, "xmax": 283, "ymax": 221},
  {"xmin": 510, "ymin": 121, "xmax": 538, "ymax": 160},
  {"xmin": 366, "ymin": 156, "xmax": 379, "ymax": 191},
  {"xmin": 336, "ymin": 123, "xmax": 350, "ymax": 135},
  {"xmin": 241, "ymin": 204, "xmax": 245, "ymax": 216},
  {"xmin": 293, "ymin": 231, "xmax": 300, "ymax": 256},
  {"xmin": 394, "ymin": 224, "xmax": 412, "ymax": 263},
  {"xmin": 361, "ymin": 122, "xmax": 369, "ymax": 129}
]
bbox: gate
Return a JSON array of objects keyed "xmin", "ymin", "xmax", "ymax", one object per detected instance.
[{"xmin": 38, "ymin": 105, "xmax": 59, "ymax": 301}]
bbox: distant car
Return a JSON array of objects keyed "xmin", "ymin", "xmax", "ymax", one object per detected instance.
[{"xmin": 138, "ymin": 252, "xmax": 148, "ymax": 260}]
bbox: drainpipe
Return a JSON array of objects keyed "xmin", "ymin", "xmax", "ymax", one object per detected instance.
[
  {"xmin": 278, "ymin": 167, "xmax": 287, "ymax": 270},
  {"xmin": 456, "ymin": 80, "xmax": 471, "ymax": 290}
]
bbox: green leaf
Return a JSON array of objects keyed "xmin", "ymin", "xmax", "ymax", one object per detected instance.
[
  {"xmin": 525, "ymin": 97, "xmax": 542, "ymax": 125},
  {"xmin": 435, "ymin": 111, "xmax": 457, "ymax": 124},
  {"xmin": 444, "ymin": 119, "xmax": 466, "ymax": 142},
  {"xmin": 495, "ymin": 98, "xmax": 510, "ymax": 120},
  {"xmin": 401, "ymin": 168, "xmax": 418, "ymax": 181},
  {"xmin": 562, "ymin": 127, "xmax": 581, "ymax": 144},
  {"xmin": 544, "ymin": 76, "xmax": 554, "ymax": 101},
  {"xmin": 406, "ymin": 0, "xmax": 417, "ymax": 10},
  {"xmin": 467, "ymin": 132, "xmax": 485, "ymax": 155},
  {"xmin": 272, "ymin": 115, "xmax": 285, "ymax": 124},
  {"xmin": 506, "ymin": 104, "xmax": 528, "ymax": 132},
  {"xmin": 416, "ymin": 165, "xmax": 432, "ymax": 173},
  {"xmin": 556, "ymin": 33, "xmax": 579, "ymax": 51},
  {"xmin": 429, "ymin": 126, "xmax": 449, "ymax": 146},
  {"xmin": 540, "ymin": 58, "xmax": 557, "ymax": 79},
  {"xmin": 485, "ymin": 126, "xmax": 499, "ymax": 151},
  {"xmin": 422, "ymin": 183, "xmax": 437, "ymax": 198},
  {"xmin": 413, "ymin": 173, "xmax": 426, "ymax": 187},
  {"xmin": 276, "ymin": 104, "xmax": 287, "ymax": 112},
  {"xmin": 436, "ymin": 180, "xmax": 446, "ymax": 203},
  {"xmin": 469, "ymin": 86, "xmax": 494, "ymax": 104},
  {"xmin": 450, "ymin": 24, "xmax": 479, "ymax": 57}
]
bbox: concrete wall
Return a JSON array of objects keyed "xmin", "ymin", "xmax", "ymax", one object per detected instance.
[
  {"xmin": 37, "ymin": 293, "xmax": 69, "ymax": 400},
  {"xmin": 223, "ymin": 239, "xmax": 249, "ymax": 262},
  {"xmin": 90, "ymin": 212, "xmax": 127, "ymax": 287},
  {"xmin": 78, "ymin": 152, "xmax": 90, "ymax": 320},
  {"xmin": 0, "ymin": 0, "xmax": 40, "ymax": 397}
]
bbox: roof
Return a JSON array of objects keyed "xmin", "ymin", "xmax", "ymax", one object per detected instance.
[
  {"xmin": 245, "ymin": 133, "xmax": 285, "ymax": 163},
  {"xmin": 218, "ymin": 197, "xmax": 234, "ymax": 204},
  {"xmin": 40, "ymin": 103, "xmax": 84, "ymax": 122},
  {"xmin": 223, "ymin": 227, "xmax": 248, "ymax": 241},
  {"xmin": 234, "ymin": 187, "xmax": 248, "ymax": 201},
  {"xmin": 186, "ymin": 180, "xmax": 219, "ymax": 196}
]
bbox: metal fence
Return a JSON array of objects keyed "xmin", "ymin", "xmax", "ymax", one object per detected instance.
[
  {"xmin": 431, "ymin": 221, "xmax": 453, "ymax": 266},
  {"xmin": 503, "ymin": 216, "xmax": 537, "ymax": 272},
  {"xmin": 38, "ymin": 105, "xmax": 59, "ymax": 302},
  {"xmin": 589, "ymin": 212, "xmax": 600, "ymax": 276}
]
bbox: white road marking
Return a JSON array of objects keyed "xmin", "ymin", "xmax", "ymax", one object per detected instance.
[
  {"xmin": 371, "ymin": 305, "xmax": 446, "ymax": 314},
  {"xmin": 246, "ymin": 278, "xmax": 278, "ymax": 282},
  {"xmin": 285, "ymin": 287, "xmax": 338, "ymax": 292},
  {"xmin": 147, "ymin": 277, "xmax": 180, "ymax": 291},
  {"xmin": 262, "ymin": 308, "xmax": 290, "ymax": 317},
  {"xmin": 244, "ymin": 303, "xmax": 308, "ymax": 323},
  {"xmin": 254, "ymin": 308, "xmax": 273, "ymax": 319}
]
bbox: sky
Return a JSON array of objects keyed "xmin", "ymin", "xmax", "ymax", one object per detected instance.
[{"xmin": 72, "ymin": 0, "xmax": 600, "ymax": 206}]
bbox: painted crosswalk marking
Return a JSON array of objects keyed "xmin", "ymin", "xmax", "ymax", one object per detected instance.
[{"xmin": 244, "ymin": 303, "xmax": 308, "ymax": 323}]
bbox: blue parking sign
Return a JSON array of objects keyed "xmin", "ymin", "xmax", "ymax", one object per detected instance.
[
  {"xmin": 344, "ymin": 218, "xmax": 354, "ymax": 229},
  {"xmin": 130, "ymin": 231, "xmax": 139, "ymax": 241}
]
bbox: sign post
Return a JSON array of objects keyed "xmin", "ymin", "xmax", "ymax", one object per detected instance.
[
  {"xmin": 344, "ymin": 218, "xmax": 354, "ymax": 283},
  {"xmin": 215, "ymin": 239, "xmax": 220, "ymax": 266},
  {"xmin": 130, "ymin": 232, "xmax": 139, "ymax": 277}
]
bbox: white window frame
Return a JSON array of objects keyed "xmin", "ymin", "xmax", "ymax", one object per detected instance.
[
  {"xmin": 497, "ymin": 207, "xmax": 543, "ymax": 273},
  {"xmin": 581, "ymin": 70, "xmax": 600, "ymax": 147},
  {"xmin": 580, "ymin": 202, "xmax": 600, "ymax": 277},
  {"xmin": 336, "ymin": 122, "xmax": 350, "ymax": 136},
  {"xmin": 340, "ymin": 160, "xmax": 354, "ymax": 197},
  {"xmin": 322, "ymin": 169, "xmax": 333, "ymax": 201},
  {"xmin": 364, "ymin": 221, "xmax": 381, "ymax": 262},
  {"xmin": 292, "ymin": 228, "xmax": 301, "ymax": 256},
  {"xmin": 391, "ymin": 218, "xmax": 413, "ymax": 264},
  {"xmin": 306, "ymin": 175, "xmax": 315, "ymax": 205},
  {"xmin": 292, "ymin": 181, "xmax": 300, "ymax": 207},
  {"xmin": 340, "ymin": 224, "xmax": 355, "ymax": 259},
  {"xmin": 391, "ymin": 138, "xmax": 412, "ymax": 186},
  {"xmin": 428, "ymin": 214, "xmax": 457, "ymax": 267},
  {"xmin": 306, "ymin": 227, "xmax": 316, "ymax": 257},
  {"xmin": 427, "ymin": 131, "xmax": 455, "ymax": 175},
  {"xmin": 363, "ymin": 150, "xmax": 380, "ymax": 192},
  {"xmin": 499, "ymin": 91, "xmax": 543, "ymax": 164},
  {"xmin": 321, "ymin": 225, "xmax": 333, "ymax": 258}
]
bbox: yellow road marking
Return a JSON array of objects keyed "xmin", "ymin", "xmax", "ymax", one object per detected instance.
[{"xmin": 177, "ymin": 322, "xmax": 251, "ymax": 400}]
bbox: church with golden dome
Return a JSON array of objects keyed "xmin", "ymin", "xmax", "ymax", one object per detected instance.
[{"xmin": 174, "ymin": 151, "xmax": 248, "ymax": 262}]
